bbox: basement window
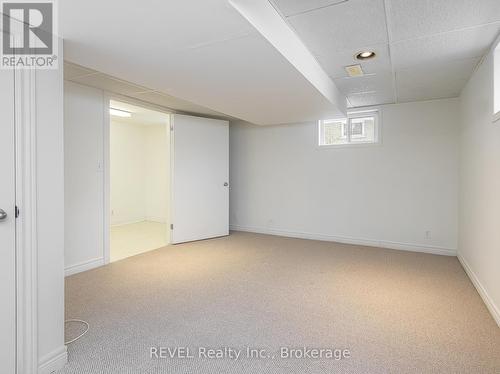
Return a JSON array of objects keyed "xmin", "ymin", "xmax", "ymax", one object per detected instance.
[{"xmin": 319, "ymin": 110, "xmax": 379, "ymax": 147}]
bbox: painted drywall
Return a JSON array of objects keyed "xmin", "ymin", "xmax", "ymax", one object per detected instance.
[
  {"xmin": 37, "ymin": 49, "xmax": 67, "ymax": 370},
  {"xmin": 110, "ymin": 121, "xmax": 147, "ymax": 225},
  {"xmin": 145, "ymin": 124, "xmax": 170, "ymax": 223},
  {"xmin": 229, "ymin": 98, "xmax": 459, "ymax": 254},
  {"xmin": 110, "ymin": 121, "xmax": 169, "ymax": 225},
  {"xmin": 458, "ymin": 46, "xmax": 500, "ymax": 326},
  {"xmin": 64, "ymin": 81, "xmax": 105, "ymax": 274},
  {"xmin": 64, "ymin": 81, "xmax": 170, "ymax": 274}
]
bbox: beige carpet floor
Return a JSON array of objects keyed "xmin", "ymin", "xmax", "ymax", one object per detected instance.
[
  {"xmin": 110, "ymin": 221, "xmax": 168, "ymax": 262},
  {"xmin": 61, "ymin": 232, "xmax": 500, "ymax": 373}
]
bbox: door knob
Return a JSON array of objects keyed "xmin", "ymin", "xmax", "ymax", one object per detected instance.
[{"xmin": 0, "ymin": 209, "xmax": 7, "ymax": 221}]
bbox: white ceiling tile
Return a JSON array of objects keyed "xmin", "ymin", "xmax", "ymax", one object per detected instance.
[
  {"xmin": 396, "ymin": 58, "xmax": 480, "ymax": 102},
  {"xmin": 334, "ymin": 71, "xmax": 394, "ymax": 96},
  {"xmin": 272, "ymin": 0, "xmax": 348, "ymax": 17},
  {"xmin": 68, "ymin": 74, "xmax": 150, "ymax": 96},
  {"xmin": 62, "ymin": 0, "xmax": 346, "ymax": 125},
  {"xmin": 388, "ymin": 0, "xmax": 500, "ymax": 41},
  {"xmin": 155, "ymin": 34, "xmax": 343, "ymax": 125},
  {"xmin": 286, "ymin": 0, "xmax": 388, "ymax": 55},
  {"xmin": 63, "ymin": 0, "xmax": 256, "ymax": 54},
  {"xmin": 392, "ymin": 23, "xmax": 500, "ymax": 70},
  {"xmin": 316, "ymin": 43, "xmax": 391, "ymax": 78},
  {"xmin": 129, "ymin": 91, "xmax": 223, "ymax": 117},
  {"xmin": 347, "ymin": 90, "xmax": 394, "ymax": 108},
  {"xmin": 337, "ymin": 72, "xmax": 395, "ymax": 107},
  {"xmin": 65, "ymin": 63, "xmax": 225, "ymax": 117}
]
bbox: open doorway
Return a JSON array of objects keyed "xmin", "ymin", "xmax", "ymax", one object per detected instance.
[{"xmin": 108, "ymin": 100, "xmax": 171, "ymax": 262}]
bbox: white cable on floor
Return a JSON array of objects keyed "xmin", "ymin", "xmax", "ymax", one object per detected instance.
[{"xmin": 65, "ymin": 319, "xmax": 89, "ymax": 344}]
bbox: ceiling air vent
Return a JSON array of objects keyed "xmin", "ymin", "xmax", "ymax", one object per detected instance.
[{"xmin": 344, "ymin": 64, "xmax": 364, "ymax": 77}]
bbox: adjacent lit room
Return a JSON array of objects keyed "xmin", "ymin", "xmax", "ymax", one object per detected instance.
[{"xmin": 108, "ymin": 100, "xmax": 170, "ymax": 262}]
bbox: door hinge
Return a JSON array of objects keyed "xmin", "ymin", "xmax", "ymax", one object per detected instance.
[
  {"xmin": 15, "ymin": 206, "xmax": 19, "ymax": 218},
  {"xmin": 170, "ymin": 224, "xmax": 173, "ymax": 230}
]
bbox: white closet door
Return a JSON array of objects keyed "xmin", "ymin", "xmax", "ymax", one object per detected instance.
[
  {"xmin": 171, "ymin": 114, "xmax": 229, "ymax": 244},
  {"xmin": 0, "ymin": 67, "xmax": 16, "ymax": 373}
]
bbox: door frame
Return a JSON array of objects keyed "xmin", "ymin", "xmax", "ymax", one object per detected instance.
[
  {"xmin": 102, "ymin": 93, "xmax": 174, "ymax": 264},
  {"xmin": 14, "ymin": 67, "xmax": 39, "ymax": 373}
]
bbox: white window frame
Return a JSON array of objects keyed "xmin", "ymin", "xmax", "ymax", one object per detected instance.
[
  {"xmin": 318, "ymin": 109, "xmax": 380, "ymax": 148},
  {"xmin": 349, "ymin": 116, "xmax": 367, "ymax": 139},
  {"xmin": 340, "ymin": 121, "xmax": 348, "ymax": 139},
  {"xmin": 494, "ymin": 38, "xmax": 500, "ymax": 123}
]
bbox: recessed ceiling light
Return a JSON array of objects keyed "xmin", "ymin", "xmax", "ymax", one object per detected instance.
[
  {"xmin": 109, "ymin": 108, "xmax": 132, "ymax": 118},
  {"xmin": 355, "ymin": 51, "xmax": 376, "ymax": 60}
]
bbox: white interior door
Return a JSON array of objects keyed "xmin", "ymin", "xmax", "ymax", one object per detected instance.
[
  {"xmin": 0, "ymin": 67, "xmax": 17, "ymax": 373},
  {"xmin": 171, "ymin": 114, "xmax": 229, "ymax": 243}
]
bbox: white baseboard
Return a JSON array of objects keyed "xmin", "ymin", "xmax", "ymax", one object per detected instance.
[
  {"xmin": 110, "ymin": 218, "xmax": 146, "ymax": 227},
  {"xmin": 146, "ymin": 216, "xmax": 167, "ymax": 224},
  {"xmin": 65, "ymin": 257, "xmax": 105, "ymax": 276},
  {"xmin": 229, "ymin": 224, "xmax": 456, "ymax": 256},
  {"xmin": 38, "ymin": 346, "xmax": 67, "ymax": 374},
  {"xmin": 458, "ymin": 253, "xmax": 500, "ymax": 327},
  {"xmin": 111, "ymin": 217, "xmax": 167, "ymax": 226}
]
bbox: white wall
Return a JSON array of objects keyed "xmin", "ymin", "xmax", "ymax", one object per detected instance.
[
  {"xmin": 145, "ymin": 124, "xmax": 170, "ymax": 223},
  {"xmin": 229, "ymin": 99, "xmax": 459, "ymax": 254},
  {"xmin": 37, "ymin": 48, "xmax": 66, "ymax": 371},
  {"xmin": 458, "ymin": 46, "xmax": 500, "ymax": 326},
  {"xmin": 110, "ymin": 121, "xmax": 147, "ymax": 225},
  {"xmin": 64, "ymin": 82, "xmax": 105, "ymax": 275},
  {"xmin": 110, "ymin": 121, "xmax": 169, "ymax": 225},
  {"xmin": 64, "ymin": 81, "xmax": 170, "ymax": 274}
]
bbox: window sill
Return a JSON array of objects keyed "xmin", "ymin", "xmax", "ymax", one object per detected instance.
[
  {"xmin": 317, "ymin": 142, "xmax": 381, "ymax": 150},
  {"xmin": 493, "ymin": 111, "xmax": 500, "ymax": 123}
]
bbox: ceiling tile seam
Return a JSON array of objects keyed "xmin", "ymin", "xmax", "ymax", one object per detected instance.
[
  {"xmin": 383, "ymin": 0, "xmax": 398, "ymax": 104},
  {"xmin": 349, "ymin": 90, "xmax": 377, "ymax": 96},
  {"xmin": 347, "ymin": 100, "xmax": 394, "ymax": 110},
  {"xmin": 132, "ymin": 89, "xmax": 157, "ymax": 95},
  {"xmin": 153, "ymin": 91, "xmax": 189, "ymax": 100},
  {"xmin": 111, "ymin": 91, "xmax": 210, "ymax": 117},
  {"xmin": 64, "ymin": 69, "xmax": 100, "ymax": 80},
  {"xmin": 398, "ymin": 95, "xmax": 461, "ymax": 104},
  {"xmin": 92, "ymin": 72, "xmax": 184, "ymax": 98},
  {"xmin": 332, "ymin": 73, "xmax": 378, "ymax": 80},
  {"xmin": 390, "ymin": 20, "xmax": 500, "ymax": 45},
  {"xmin": 95, "ymin": 73, "xmax": 154, "ymax": 92},
  {"xmin": 394, "ymin": 55, "xmax": 482, "ymax": 73},
  {"xmin": 64, "ymin": 77, "xmax": 186, "ymax": 114},
  {"xmin": 283, "ymin": 0, "xmax": 349, "ymax": 19},
  {"xmin": 313, "ymin": 42, "xmax": 389, "ymax": 59}
]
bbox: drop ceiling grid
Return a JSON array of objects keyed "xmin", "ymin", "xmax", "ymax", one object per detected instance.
[
  {"xmin": 387, "ymin": 0, "xmax": 500, "ymax": 104},
  {"xmin": 272, "ymin": 0, "xmax": 500, "ymax": 107}
]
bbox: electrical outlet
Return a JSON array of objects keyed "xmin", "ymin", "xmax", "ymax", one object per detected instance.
[{"xmin": 425, "ymin": 230, "xmax": 431, "ymax": 239}]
